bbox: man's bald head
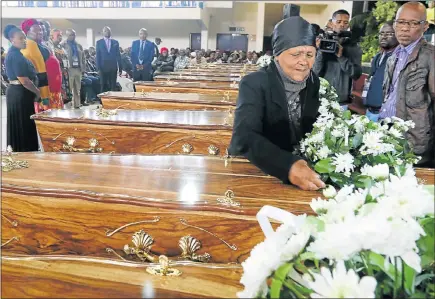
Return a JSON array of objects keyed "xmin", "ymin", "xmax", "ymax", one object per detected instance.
[
  {"xmin": 139, "ymin": 28, "xmax": 148, "ymax": 40},
  {"xmin": 65, "ymin": 28, "xmax": 76, "ymax": 42},
  {"xmin": 394, "ymin": 2, "xmax": 428, "ymax": 46},
  {"xmin": 102, "ymin": 26, "xmax": 112, "ymax": 38}
]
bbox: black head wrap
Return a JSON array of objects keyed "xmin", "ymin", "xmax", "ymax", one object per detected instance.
[
  {"xmin": 272, "ymin": 16, "xmax": 316, "ymax": 57},
  {"xmin": 3, "ymin": 24, "xmax": 21, "ymax": 41}
]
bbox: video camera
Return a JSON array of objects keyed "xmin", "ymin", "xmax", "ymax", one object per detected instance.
[{"xmin": 318, "ymin": 30, "xmax": 352, "ymax": 54}]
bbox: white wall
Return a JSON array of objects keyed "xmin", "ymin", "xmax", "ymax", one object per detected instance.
[
  {"xmin": 2, "ymin": 19, "xmax": 201, "ymax": 50},
  {"xmin": 207, "ymin": 2, "xmax": 258, "ymax": 51}
]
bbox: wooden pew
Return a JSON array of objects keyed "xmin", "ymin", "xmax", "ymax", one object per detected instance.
[
  {"xmin": 134, "ymin": 81, "xmax": 239, "ymax": 96},
  {"xmin": 99, "ymin": 91, "xmax": 237, "ymax": 111},
  {"xmin": 31, "ymin": 109, "xmax": 233, "ymax": 156}
]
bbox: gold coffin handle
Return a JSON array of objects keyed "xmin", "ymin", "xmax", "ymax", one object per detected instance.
[
  {"xmin": 63, "ymin": 137, "xmax": 103, "ymax": 153},
  {"xmin": 181, "ymin": 143, "xmax": 193, "ymax": 154},
  {"xmin": 208, "ymin": 145, "xmax": 219, "ymax": 156}
]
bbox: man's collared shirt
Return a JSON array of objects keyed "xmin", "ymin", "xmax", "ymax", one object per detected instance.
[
  {"xmin": 139, "ymin": 39, "xmax": 146, "ymax": 64},
  {"xmin": 379, "ymin": 38, "xmax": 421, "ymax": 119},
  {"xmin": 104, "ymin": 37, "xmax": 111, "ymax": 52}
]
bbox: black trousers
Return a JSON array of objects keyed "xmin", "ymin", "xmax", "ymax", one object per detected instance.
[
  {"xmin": 99, "ymin": 70, "xmax": 117, "ymax": 93},
  {"xmin": 132, "ymin": 64, "xmax": 152, "ymax": 82}
]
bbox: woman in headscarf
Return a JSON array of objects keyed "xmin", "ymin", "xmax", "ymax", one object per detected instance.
[
  {"xmin": 174, "ymin": 49, "xmax": 190, "ymax": 71},
  {"xmin": 3, "ymin": 24, "xmax": 40, "ymax": 151},
  {"xmin": 20, "ymin": 18, "xmax": 51, "ymax": 111},
  {"xmin": 152, "ymin": 47, "xmax": 174, "ymax": 73},
  {"xmin": 229, "ymin": 16, "xmax": 326, "ymax": 191}
]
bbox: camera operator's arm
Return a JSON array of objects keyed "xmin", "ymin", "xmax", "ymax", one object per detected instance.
[
  {"xmin": 313, "ymin": 51, "xmax": 324, "ymax": 76},
  {"xmin": 336, "ymin": 44, "xmax": 362, "ymax": 80}
]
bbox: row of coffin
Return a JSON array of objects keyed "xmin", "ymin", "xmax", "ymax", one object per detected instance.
[{"xmin": 2, "ymin": 64, "xmax": 434, "ymax": 298}]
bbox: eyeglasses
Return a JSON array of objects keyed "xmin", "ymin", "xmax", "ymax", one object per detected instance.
[
  {"xmin": 394, "ymin": 20, "xmax": 427, "ymax": 29},
  {"xmin": 379, "ymin": 32, "xmax": 395, "ymax": 37}
]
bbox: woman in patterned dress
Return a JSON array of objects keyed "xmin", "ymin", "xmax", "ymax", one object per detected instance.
[{"xmin": 50, "ymin": 29, "xmax": 72, "ymax": 104}]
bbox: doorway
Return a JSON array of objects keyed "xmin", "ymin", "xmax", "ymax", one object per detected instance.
[
  {"xmin": 216, "ymin": 34, "xmax": 248, "ymax": 52},
  {"xmin": 190, "ymin": 33, "xmax": 201, "ymax": 51}
]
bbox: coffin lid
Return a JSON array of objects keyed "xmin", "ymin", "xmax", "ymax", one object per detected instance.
[
  {"xmin": 154, "ymin": 75, "xmax": 239, "ymax": 83},
  {"xmin": 31, "ymin": 109, "xmax": 234, "ymax": 130},
  {"xmin": 98, "ymin": 91, "xmax": 237, "ymax": 106},
  {"xmin": 1, "ymin": 153, "xmax": 318, "ymax": 216},
  {"xmin": 134, "ymin": 81, "xmax": 238, "ymax": 90}
]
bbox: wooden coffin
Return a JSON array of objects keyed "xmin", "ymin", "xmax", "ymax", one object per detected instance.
[
  {"xmin": 176, "ymin": 70, "xmax": 253, "ymax": 77},
  {"xmin": 134, "ymin": 81, "xmax": 239, "ymax": 96},
  {"xmin": 154, "ymin": 75, "xmax": 240, "ymax": 86},
  {"xmin": 1, "ymin": 152, "xmax": 321, "ymax": 297},
  {"xmin": 99, "ymin": 91, "xmax": 237, "ymax": 111},
  {"xmin": 2, "ymin": 256, "xmax": 242, "ymax": 298},
  {"xmin": 31, "ymin": 109, "xmax": 233, "ymax": 156}
]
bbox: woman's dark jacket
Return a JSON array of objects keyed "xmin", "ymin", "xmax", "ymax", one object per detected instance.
[{"xmin": 229, "ymin": 61, "xmax": 320, "ymax": 183}]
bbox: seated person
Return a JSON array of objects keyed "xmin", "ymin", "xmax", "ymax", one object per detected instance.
[
  {"xmin": 152, "ymin": 47, "xmax": 174, "ymax": 73},
  {"xmin": 229, "ymin": 16, "xmax": 325, "ymax": 191}
]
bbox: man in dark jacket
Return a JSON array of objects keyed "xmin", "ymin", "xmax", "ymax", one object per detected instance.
[
  {"xmin": 313, "ymin": 9, "xmax": 362, "ymax": 106},
  {"xmin": 229, "ymin": 16, "xmax": 326, "ymax": 191},
  {"xmin": 365, "ymin": 21, "xmax": 398, "ymax": 121},
  {"xmin": 95, "ymin": 26, "xmax": 122, "ymax": 92},
  {"xmin": 381, "ymin": 2, "xmax": 434, "ymax": 167}
]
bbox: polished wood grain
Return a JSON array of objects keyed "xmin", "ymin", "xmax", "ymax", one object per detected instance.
[
  {"xmin": 134, "ymin": 81, "xmax": 238, "ymax": 96},
  {"xmin": 100, "ymin": 91, "xmax": 236, "ymax": 111},
  {"xmin": 154, "ymin": 76, "xmax": 239, "ymax": 86},
  {"xmin": 1, "ymin": 256, "xmax": 242, "ymax": 298},
  {"xmin": 175, "ymin": 71, "xmax": 251, "ymax": 77},
  {"xmin": 1, "ymin": 153, "xmax": 317, "ymax": 263},
  {"xmin": 33, "ymin": 111, "xmax": 233, "ymax": 156}
]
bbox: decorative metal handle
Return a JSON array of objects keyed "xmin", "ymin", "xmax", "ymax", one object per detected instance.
[
  {"xmin": 217, "ymin": 189, "xmax": 240, "ymax": 208},
  {"xmin": 2, "ymin": 146, "xmax": 29, "ymax": 172},
  {"xmin": 181, "ymin": 143, "xmax": 193, "ymax": 154},
  {"xmin": 208, "ymin": 145, "xmax": 219, "ymax": 156},
  {"xmin": 63, "ymin": 137, "xmax": 103, "ymax": 153}
]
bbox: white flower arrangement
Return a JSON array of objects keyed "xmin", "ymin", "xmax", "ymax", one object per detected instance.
[
  {"xmin": 238, "ymin": 78, "xmax": 434, "ymax": 298},
  {"xmin": 238, "ymin": 168, "xmax": 434, "ymax": 298},
  {"xmin": 299, "ymin": 78, "xmax": 419, "ymax": 188}
]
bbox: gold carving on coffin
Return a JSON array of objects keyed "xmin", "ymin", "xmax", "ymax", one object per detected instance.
[
  {"xmin": 62, "ymin": 136, "xmax": 103, "ymax": 153},
  {"xmin": 221, "ymin": 91, "xmax": 231, "ymax": 102},
  {"xmin": 94, "ymin": 106, "xmax": 118, "ymax": 118},
  {"xmin": 181, "ymin": 143, "xmax": 193, "ymax": 154},
  {"xmin": 2, "ymin": 215, "xmax": 18, "ymax": 227},
  {"xmin": 146, "ymin": 255, "xmax": 182, "ymax": 277},
  {"xmin": 1, "ymin": 146, "xmax": 29, "ymax": 172},
  {"xmin": 1, "ymin": 236, "xmax": 19, "ymax": 248},
  {"xmin": 208, "ymin": 145, "xmax": 219, "ymax": 156},
  {"xmin": 230, "ymin": 80, "xmax": 239, "ymax": 88},
  {"xmin": 180, "ymin": 218, "xmax": 238, "ymax": 251},
  {"xmin": 105, "ymin": 217, "xmax": 160, "ymax": 237},
  {"xmin": 166, "ymin": 78, "xmax": 179, "ymax": 85},
  {"xmin": 123, "ymin": 230, "xmax": 156, "ymax": 263},
  {"xmin": 224, "ymin": 110, "xmax": 234, "ymax": 126},
  {"xmin": 179, "ymin": 235, "xmax": 211, "ymax": 263},
  {"xmin": 217, "ymin": 189, "xmax": 240, "ymax": 208}
]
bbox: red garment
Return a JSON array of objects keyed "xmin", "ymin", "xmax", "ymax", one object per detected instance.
[
  {"xmin": 160, "ymin": 47, "xmax": 168, "ymax": 54},
  {"xmin": 21, "ymin": 19, "xmax": 39, "ymax": 35},
  {"xmin": 45, "ymin": 54, "xmax": 63, "ymax": 109}
]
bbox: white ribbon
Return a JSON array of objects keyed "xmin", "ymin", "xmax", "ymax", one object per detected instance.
[{"xmin": 256, "ymin": 205, "xmax": 300, "ymax": 238}]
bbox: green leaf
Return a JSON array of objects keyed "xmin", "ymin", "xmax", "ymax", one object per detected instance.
[
  {"xmin": 270, "ymin": 263, "xmax": 294, "ymax": 299},
  {"xmin": 404, "ymin": 262, "xmax": 416, "ymax": 295},
  {"xmin": 314, "ymin": 158, "xmax": 334, "ymax": 174},
  {"xmin": 352, "ymin": 133, "xmax": 363, "ymax": 148},
  {"xmin": 354, "ymin": 175, "xmax": 373, "ymax": 189},
  {"xmin": 299, "ymin": 251, "xmax": 316, "ymax": 261},
  {"xmin": 343, "ymin": 110, "xmax": 351, "ymax": 120},
  {"xmin": 415, "ymin": 274, "xmax": 435, "ymax": 287}
]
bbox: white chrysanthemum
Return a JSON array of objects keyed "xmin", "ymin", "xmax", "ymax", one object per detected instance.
[
  {"xmin": 388, "ymin": 127, "xmax": 403, "ymax": 139},
  {"xmin": 311, "ymin": 197, "xmax": 337, "ymax": 214},
  {"xmin": 308, "ymin": 133, "xmax": 325, "ymax": 144},
  {"xmin": 331, "ymin": 128, "xmax": 343, "ymax": 138},
  {"xmin": 360, "ymin": 131, "xmax": 395, "ymax": 155},
  {"xmin": 317, "ymin": 146, "xmax": 331, "ymax": 160},
  {"xmin": 360, "ymin": 164, "xmax": 390, "ymax": 180},
  {"xmin": 335, "ymin": 184, "xmax": 355, "ymax": 202},
  {"xmin": 332, "ymin": 153, "xmax": 355, "ymax": 174},
  {"xmin": 330, "ymin": 101, "xmax": 341, "ymax": 111},
  {"xmin": 307, "ymin": 261, "xmax": 377, "ymax": 298}
]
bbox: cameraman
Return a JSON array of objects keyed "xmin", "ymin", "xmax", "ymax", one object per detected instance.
[{"xmin": 313, "ymin": 9, "xmax": 362, "ymax": 107}]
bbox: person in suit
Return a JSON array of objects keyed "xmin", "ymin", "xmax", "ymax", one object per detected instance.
[
  {"xmin": 229, "ymin": 16, "xmax": 326, "ymax": 191},
  {"xmin": 130, "ymin": 28, "xmax": 154, "ymax": 82},
  {"xmin": 95, "ymin": 26, "xmax": 122, "ymax": 92},
  {"xmin": 153, "ymin": 37, "xmax": 162, "ymax": 58}
]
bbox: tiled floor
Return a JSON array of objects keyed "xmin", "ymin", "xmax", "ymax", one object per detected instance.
[{"xmin": 1, "ymin": 96, "xmax": 98, "ymax": 151}]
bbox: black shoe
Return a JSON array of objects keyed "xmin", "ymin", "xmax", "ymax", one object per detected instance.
[{"xmin": 81, "ymin": 102, "xmax": 89, "ymax": 106}]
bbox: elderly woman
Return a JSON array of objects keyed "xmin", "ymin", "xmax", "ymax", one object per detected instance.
[
  {"xmin": 229, "ymin": 16, "xmax": 325, "ymax": 191},
  {"xmin": 3, "ymin": 25, "xmax": 40, "ymax": 151},
  {"xmin": 174, "ymin": 49, "xmax": 190, "ymax": 71},
  {"xmin": 152, "ymin": 47, "xmax": 174, "ymax": 73},
  {"xmin": 190, "ymin": 51, "xmax": 207, "ymax": 65}
]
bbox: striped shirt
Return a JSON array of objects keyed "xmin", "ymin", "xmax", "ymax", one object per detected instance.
[{"xmin": 379, "ymin": 38, "xmax": 421, "ymax": 119}]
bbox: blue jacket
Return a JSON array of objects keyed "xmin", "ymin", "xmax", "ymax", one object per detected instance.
[
  {"xmin": 95, "ymin": 38, "xmax": 122, "ymax": 72},
  {"xmin": 365, "ymin": 50, "xmax": 394, "ymax": 108},
  {"xmin": 130, "ymin": 39, "xmax": 154, "ymax": 67}
]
